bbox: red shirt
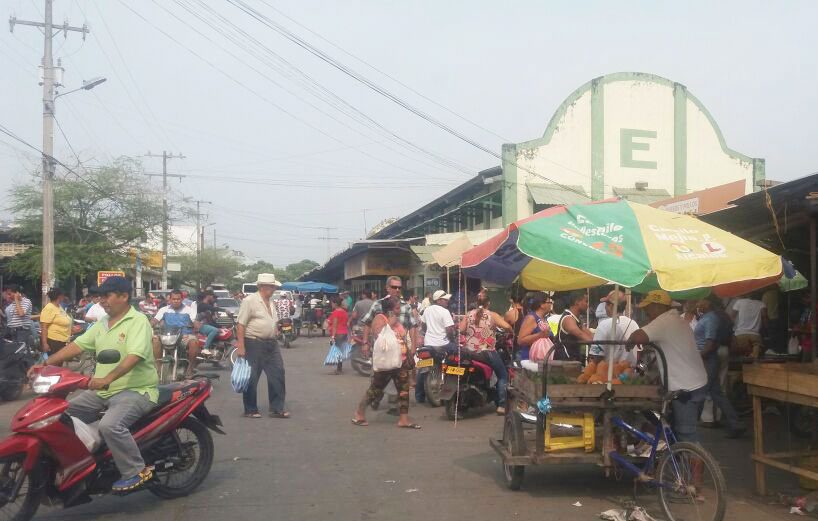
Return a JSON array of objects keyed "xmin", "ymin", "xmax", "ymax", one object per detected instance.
[{"xmin": 329, "ymin": 308, "xmax": 349, "ymax": 335}]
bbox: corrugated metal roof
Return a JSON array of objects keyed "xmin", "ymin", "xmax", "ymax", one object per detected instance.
[
  {"xmin": 527, "ymin": 183, "xmax": 588, "ymax": 205},
  {"xmin": 613, "ymin": 186, "xmax": 671, "ymax": 204}
]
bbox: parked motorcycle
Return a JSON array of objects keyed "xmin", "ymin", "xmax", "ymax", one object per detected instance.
[
  {"xmin": 277, "ymin": 318, "xmax": 297, "ymax": 349},
  {"xmin": 0, "ymin": 365, "xmax": 223, "ymax": 521},
  {"xmin": 0, "ymin": 339, "xmax": 38, "ymax": 402},
  {"xmin": 157, "ymin": 326, "xmax": 188, "ymax": 384}
]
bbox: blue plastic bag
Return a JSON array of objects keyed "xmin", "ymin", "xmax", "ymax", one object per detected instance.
[
  {"xmin": 231, "ymin": 357, "xmax": 251, "ymax": 393},
  {"xmin": 324, "ymin": 342, "xmax": 344, "ymax": 365}
]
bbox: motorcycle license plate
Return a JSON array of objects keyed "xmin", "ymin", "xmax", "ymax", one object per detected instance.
[
  {"xmin": 416, "ymin": 358, "xmax": 434, "ymax": 369},
  {"xmin": 282, "ymin": 326, "xmax": 292, "ymax": 331},
  {"xmin": 446, "ymin": 366, "xmax": 466, "ymax": 376}
]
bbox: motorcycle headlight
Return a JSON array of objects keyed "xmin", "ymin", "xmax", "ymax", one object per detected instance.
[
  {"xmin": 33, "ymin": 375, "xmax": 60, "ymax": 394},
  {"xmin": 160, "ymin": 333, "xmax": 180, "ymax": 347}
]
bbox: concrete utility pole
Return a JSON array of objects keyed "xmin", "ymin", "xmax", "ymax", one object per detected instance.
[
  {"xmin": 145, "ymin": 151, "xmax": 185, "ymax": 290},
  {"xmin": 192, "ymin": 199, "xmax": 211, "ymax": 290},
  {"xmin": 10, "ymin": 1, "xmax": 89, "ymax": 305},
  {"xmin": 318, "ymin": 227, "xmax": 339, "ymax": 262}
]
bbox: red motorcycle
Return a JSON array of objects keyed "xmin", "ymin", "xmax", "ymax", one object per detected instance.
[{"xmin": 0, "ymin": 366, "xmax": 224, "ymax": 521}]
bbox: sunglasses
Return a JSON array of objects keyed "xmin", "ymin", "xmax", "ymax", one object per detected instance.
[{"xmin": 389, "ymin": 285, "xmax": 402, "ymax": 290}]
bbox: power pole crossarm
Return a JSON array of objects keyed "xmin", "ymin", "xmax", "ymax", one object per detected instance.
[{"xmin": 144, "ymin": 151, "xmax": 186, "ymax": 290}]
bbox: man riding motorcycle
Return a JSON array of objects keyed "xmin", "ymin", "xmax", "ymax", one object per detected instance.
[
  {"xmin": 28, "ymin": 276, "xmax": 159, "ymax": 492},
  {"xmin": 151, "ymin": 290, "xmax": 199, "ymax": 378}
]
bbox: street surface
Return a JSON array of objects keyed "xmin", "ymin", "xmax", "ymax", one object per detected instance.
[{"xmin": 0, "ymin": 336, "xmax": 792, "ymax": 521}]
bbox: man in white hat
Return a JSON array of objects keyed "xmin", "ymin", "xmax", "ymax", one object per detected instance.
[
  {"xmin": 235, "ymin": 273, "xmax": 290, "ymax": 419},
  {"xmin": 415, "ymin": 290, "xmax": 456, "ymax": 403}
]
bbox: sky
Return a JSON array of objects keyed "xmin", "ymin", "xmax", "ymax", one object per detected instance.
[{"xmin": 1, "ymin": 0, "xmax": 816, "ymax": 267}]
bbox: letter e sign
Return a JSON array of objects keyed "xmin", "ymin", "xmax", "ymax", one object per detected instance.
[{"xmin": 620, "ymin": 128, "xmax": 657, "ymax": 169}]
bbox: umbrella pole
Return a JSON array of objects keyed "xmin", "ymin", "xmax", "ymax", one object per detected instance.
[
  {"xmin": 446, "ymin": 267, "xmax": 451, "ymax": 294},
  {"xmin": 607, "ymin": 286, "xmax": 619, "ymax": 391},
  {"xmin": 811, "ymin": 218, "xmax": 816, "ymax": 362}
]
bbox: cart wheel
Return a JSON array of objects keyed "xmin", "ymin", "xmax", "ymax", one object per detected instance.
[{"xmin": 503, "ymin": 411, "xmax": 525, "ymax": 490}]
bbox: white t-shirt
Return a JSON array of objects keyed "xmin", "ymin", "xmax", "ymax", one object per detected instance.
[
  {"xmin": 420, "ymin": 305, "xmax": 454, "ymax": 347},
  {"xmin": 154, "ymin": 304, "xmax": 197, "ymax": 323},
  {"xmin": 731, "ymin": 298, "xmax": 766, "ymax": 336},
  {"xmin": 590, "ymin": 316, "xmax": 640, "ymax": 365},
  {"xmin": 84, "ymin": 303, "xmax": 106, "ymax": 322},
  {"xmin": 595, "ymin": 302, "xmax": 609, "ymax": 320},
  {"xmin": 641, "ymin": 309, "xmax": 707, "ymax": 392}
]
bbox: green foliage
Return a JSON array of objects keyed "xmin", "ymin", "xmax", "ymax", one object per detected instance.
[
  {"xmin": 173, "ymin": 248, "xmax": 244, "ymax": 290},
  {"xmin": 241, "ymin": 259, "xmax": 319, "ymax": 285},
  {"xmin": 6, "ymin": 158, "xmax": 165, "ymax": 283}
]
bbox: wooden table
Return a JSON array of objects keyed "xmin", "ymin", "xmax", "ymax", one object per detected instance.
[{"xmin": 743, "ymin": 363, "xmax": 818, "ymax": 495}]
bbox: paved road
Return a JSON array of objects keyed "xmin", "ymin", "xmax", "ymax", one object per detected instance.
[{"xmin": 0, "ymin": 336, "xmax": 790, "ymax": 520}]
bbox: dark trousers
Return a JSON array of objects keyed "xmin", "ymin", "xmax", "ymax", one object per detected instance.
[
  {"xmin": 242, "ymin": 338, "xmax": 286, "ymax": 414},
  {"xmin": 700, "ymin": 354, "xmax": 740, "ymax": 430}
]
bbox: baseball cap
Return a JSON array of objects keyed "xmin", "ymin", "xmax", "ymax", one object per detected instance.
[
  {"xmin": 637, "ymin": 290, "xmax": 672, "ymax": 308},
  {"xmin": 433, "ymin": 290, "xmax": 452, "ymax": 301},
  {"xmin": 98, "ymin": 276, "xmax": 132, "ymax": 295}
]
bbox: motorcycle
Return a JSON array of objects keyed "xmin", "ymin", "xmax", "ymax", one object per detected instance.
[
  {"xmin": 0, "ymin": 339, "xmax": 38, "ymax": 402},
  {"xmin": 415, "ymin": 345, "xmax": 452, "ymax": 407},
  {"xmin": 157, "ymin": 326, "xmax": 188, "ymax": 384},
  {"xmin": 196, "ymin": 326, "xmax": 236, "ymax": 366},
  {"xmin": 439, "ymin": 330, "xmax": 512, "ymax": 421},
  {"xmin": 0, "ymin": 365, "xmax": 223, "ymax": 521},
  {"xmin": 277, "ymin": 318, "xmax": 297, "ymax": 349},
  {"xmin": 348, "ymin": 329, "xmax": 372, "ymax": 377}
]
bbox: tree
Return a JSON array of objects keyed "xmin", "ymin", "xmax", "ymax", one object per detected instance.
[
  {"xmin": 241, "ymin": 259, "xmax": 320, "ymax": 285},
  {"xmin": 173, "ymin": 248, "xmax": 243, "ymax": 290},
  {"xmin": 7, "ymin": 158, "xmax": 166, "ymax": 286}
]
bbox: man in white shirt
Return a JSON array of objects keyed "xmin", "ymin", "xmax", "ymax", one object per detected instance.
[
  {"xmin": 729, "ymin": 293, "xmax": 768, "ymax": 358},
  {"xmin": 590, "ymin": 290, "xmax": 639, "ymax": 366},
  {"xmin": 84, "ymin": 300, "xmax": 107, "ymax": 323},
  {"xmin": 628, "ymin": 290, "xmax": 708, "ymax": 443},
  {"xmin": 416, "ymin": 290, "xmax": 455, "ymax": 404}
]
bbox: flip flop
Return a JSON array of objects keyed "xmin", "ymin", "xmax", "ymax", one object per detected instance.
[
  {"xmin": 351, "ymin": 418, "xmax": 369, "ymax": 427},
  {"xmin": 244, "ymin": 412, "xmax": 262, "ymax": 419},
  {"xmin": 398, "ymin": 423, "xmax": 422, "ymax": 430},
  {"xmin": 270, "ymin": 411, "xmax": 291, "ymax": 419}
]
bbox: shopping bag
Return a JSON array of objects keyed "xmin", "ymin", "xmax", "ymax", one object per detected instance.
[
  {"xmin": 372, "ymin": 324, "xmax": 402, "ymax": 371},
  {"xmin": 231, "ymin": 357, "xmax": 251, "ymax": 393},
  {"xmin": 342, "ymin": 341, "xmax": 352, "ymax": 360},
  {"xmin": 529, "ymin": 337, "xmax": 554, "ymax": 362},
  {"xmin": 324, "ymin": 342, "xmax": 344, "ymax": 365}
]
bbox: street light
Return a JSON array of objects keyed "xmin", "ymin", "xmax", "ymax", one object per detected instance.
[{"xmin": 54, "ymin": 76, "xmax": 107, "ymax": 100}]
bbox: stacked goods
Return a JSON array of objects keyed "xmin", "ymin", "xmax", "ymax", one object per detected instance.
[{"xmin": 576, "ymin": 360, "xmax": 635, "ymax": 385}]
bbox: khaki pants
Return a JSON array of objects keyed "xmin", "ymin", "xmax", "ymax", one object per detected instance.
[{"xmin": 733, "ymin": 333, "xmax": 763, "ymax": 358}]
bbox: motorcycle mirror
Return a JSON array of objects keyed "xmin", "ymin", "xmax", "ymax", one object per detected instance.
[{"xmin": 96, "ymin": 349, "xmax": 122, "ymax": 365}]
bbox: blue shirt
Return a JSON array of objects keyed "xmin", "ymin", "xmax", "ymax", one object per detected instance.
[{"xmin": 693, "ymin": 311, "xmax": 720, "ymax": 351}]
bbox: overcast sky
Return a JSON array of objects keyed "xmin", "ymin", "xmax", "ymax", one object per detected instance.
[{"xmin": 2, "ymin": 1, "xmax": 816, "ymax": 267}]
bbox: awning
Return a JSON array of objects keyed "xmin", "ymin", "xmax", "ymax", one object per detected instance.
[
  {"xmin": 432, "ymin": 234, "xmax": 474, "ymax": 268},
  {"xmin": 412, "ymin": 229, "xmax": 505, "ymax": 266},
  {"xmin": 527, "ymin": 183, "xmax": 588, "ymax": 206},
  {"xmin": 409, "ymin": 244, "xmax": 442, "ymax": 264}
]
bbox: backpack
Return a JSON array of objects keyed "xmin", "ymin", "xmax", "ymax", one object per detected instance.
[{"xmin": 372, "ymin": 321, "xmax": 403, "ymax": 371}]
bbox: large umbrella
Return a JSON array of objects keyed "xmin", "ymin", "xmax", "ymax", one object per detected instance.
[{"xmin": 462, "ymin": 199, "xmax": 783, "ymax": 298}]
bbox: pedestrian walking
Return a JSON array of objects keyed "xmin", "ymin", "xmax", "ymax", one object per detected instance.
[
  {"xmin": 235, "ymin": 273, "xmax": 290, "ymax": 419},
  {"xmin": 40, "ymin": 287, "xmax": 72, "ymax": 358},
  {"xmin": 325, "ymin": 297, "xmax": 350, "ymax": 374},
  {"xmin": 352, "ymin": 296, "xmax": 421, "ymax": 429}
]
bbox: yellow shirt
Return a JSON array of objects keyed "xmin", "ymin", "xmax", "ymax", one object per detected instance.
[{"xmin": 40, "ymin": 302, "xmax": 71, "ymax": 342}]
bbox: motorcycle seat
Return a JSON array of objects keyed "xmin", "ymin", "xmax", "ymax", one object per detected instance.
[
  {"xmin": 471, "ymin": 360, "xmax": 494, "ymax": 380},
  {"xmin": 156, "ymin": 381, "xmax": 202, "ymax": 406}
]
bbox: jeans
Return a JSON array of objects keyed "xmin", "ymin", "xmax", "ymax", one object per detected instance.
[
  {"xmin": 243, "ymin": 338, "xmax": 286, "ymax": 414},
  {"xmin": 671, "ymin": 386, "xmax": 707, "ymax": 443},
  {"xmin": 700, "ymin": 353, "xmax": 741, "ymax": 430},
  {"xmin": 701, "ymin": 346, "xmax": 729, "ymax": 423},
  {"xmin": 415, "ymin": 342, "xmax": 457, "ymax": 402},
  {"xmin": 477, "ymin": 350, "xmax": 508, "ymax": 408},
  {"xmin": 67, "ymin": 390, "xmax": 155, "ymax": 478},
  {"xmin": 199, "ymin": 324, "xmax": 219, "ymax": 350}
]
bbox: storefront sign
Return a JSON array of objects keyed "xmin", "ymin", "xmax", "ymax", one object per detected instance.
[{"xmin": 97, "ymin": 271, "xmax": 125, "ymax": 286}]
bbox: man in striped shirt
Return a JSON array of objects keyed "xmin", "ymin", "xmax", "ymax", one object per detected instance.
[{"xmin": 4, "ymin": 285, "xmax": 33, "ymax": 344}]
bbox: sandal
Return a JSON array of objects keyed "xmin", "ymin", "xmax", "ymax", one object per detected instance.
[
  {"xmin": 351, "ymin": 418, "xmax": 369, "ymax": 427},
  {"xmin": 270, "ymin": 411, "xmax": 291, "ymax": 419},
  {"xmin": 398, "ymin": 423, "xmax": 422, "ymax": 429},
  {"xmin": 244, "ymin": 412, "xmax": 262, "ymax": 419}
]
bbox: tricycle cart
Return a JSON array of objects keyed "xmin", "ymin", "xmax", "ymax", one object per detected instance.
[{"xmin": 490, "ymin": 341, "xmax": 727, "ymax": 521}]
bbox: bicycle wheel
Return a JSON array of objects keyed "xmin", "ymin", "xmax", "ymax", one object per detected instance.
[{"xmin": 656, "ymin": 441, "xmax": 726, "ymax": 521}]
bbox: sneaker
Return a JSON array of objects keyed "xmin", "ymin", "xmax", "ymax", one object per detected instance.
[{"xmin": 112, "ymin": 467, "xmax": 153, "ymax": 493}]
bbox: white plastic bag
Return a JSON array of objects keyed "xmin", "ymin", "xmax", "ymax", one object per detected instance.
[
  {"xmin": 71, "ymin": 417, "xmax": 102, "ymax": 453},
  {"xmin": 372, "ymin": 324, "xmax": 402, "ymax": 372},
  {"xmin": 231, "ymin": 357, "xmax": 251, "ymax": 393}
]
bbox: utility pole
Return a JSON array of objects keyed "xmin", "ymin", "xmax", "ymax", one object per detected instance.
[
  {"xmin": 11, "ymin": 2, "xmax": 89, "ymax": 305},
  {"xmin": 213, "ymin": 228, "xmax": 216, "ymax": 250},
  {"xmin": 317, "ymin": 227, "xmax": 339, "ymax": 262},
  {"xmin": 362, "ymin": 208, "xmax": 370, "ymax": 238},
  {"xmin": 191, "ymin": 199, "xmax": 211, "ymax": 290},
  {"xmin": 145, "ymin": 151, "xmax": 185, "ymax": 290}
]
